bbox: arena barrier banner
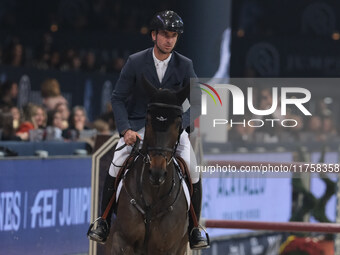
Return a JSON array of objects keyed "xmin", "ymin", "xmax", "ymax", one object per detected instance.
[
  {"xmin": 202, "ymin": 153, "xmax": 293, "ymax": 237},
  {"xmin": 201, "ymin": 232, "xmax": 288, "ymax": 255},
  {"xmin": 0, "ymin": 157, "xmax": 91, "ymax": 255}
]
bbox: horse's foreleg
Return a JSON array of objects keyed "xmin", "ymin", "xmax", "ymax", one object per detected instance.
[
  {"xmin": 177, "ymin": 234, "xmax": 189, "ymax": 255},
  {"xmin": 111, "ymin": 232, "xmax": 135, "ymax": 255}
]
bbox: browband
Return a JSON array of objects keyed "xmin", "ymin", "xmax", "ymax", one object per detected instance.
[{"xmin": 147, "ymin": 103, "xmax": 183, "ymax": 113}]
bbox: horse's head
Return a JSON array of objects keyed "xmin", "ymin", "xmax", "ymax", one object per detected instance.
[{"xmin": 142, "ymin": 75, "xmax": 190, "ymax": 186}]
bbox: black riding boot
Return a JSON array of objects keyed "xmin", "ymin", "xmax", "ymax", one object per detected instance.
[
  {"xmin": 189, "ymin": 179, "xmax": 210, "ymax": 249},
  {"xmin": 88, "ymin": 173, "xmax": 116, "ymax": 244}
]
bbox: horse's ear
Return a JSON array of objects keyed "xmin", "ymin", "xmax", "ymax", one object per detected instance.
[
  {"xmin": 142, "ymin": 74, "xmax": 157, "ymax": 98},
  {"xmin": 176, "ymin": 78, "xmax": 190, "ymax": 105}
]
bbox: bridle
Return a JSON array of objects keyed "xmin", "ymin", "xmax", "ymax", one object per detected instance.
[{"xmin": 143, "ymin": 102, "xmax": 183, "ymax": 166}]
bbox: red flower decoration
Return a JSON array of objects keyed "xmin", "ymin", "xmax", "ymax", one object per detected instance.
[{"xmin": 280, "ymin": 236, "xmax": 323, "ymax": 255}]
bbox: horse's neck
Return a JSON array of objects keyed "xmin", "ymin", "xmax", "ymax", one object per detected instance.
[{"xmin": 140, "ymin": 136, "xmax": 149, "ymax": 154}]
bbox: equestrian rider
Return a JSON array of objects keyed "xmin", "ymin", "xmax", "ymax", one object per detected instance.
[{"xmin": 88, "ymin": 10, "xmax": 209, "ymax": 250}]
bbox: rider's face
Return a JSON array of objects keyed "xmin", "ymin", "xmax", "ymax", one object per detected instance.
[{"xmin": 152, "ymin": 30, "xmax": 178, "ymax": 55}]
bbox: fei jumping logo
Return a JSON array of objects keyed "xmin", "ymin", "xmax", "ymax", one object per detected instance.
[{"xmin": 199, "ymin": 83, "xmax": 312, "ymax": 128}]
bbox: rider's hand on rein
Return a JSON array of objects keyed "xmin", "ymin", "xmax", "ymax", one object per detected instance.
[{"xmin": 124, "ymin": 129, "xmax": 142, "ymax": 146}]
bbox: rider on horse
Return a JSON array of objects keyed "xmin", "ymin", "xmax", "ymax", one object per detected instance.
[{"xmin": 88, "ymin": 10, "xmax": 209, "ymax": 250}]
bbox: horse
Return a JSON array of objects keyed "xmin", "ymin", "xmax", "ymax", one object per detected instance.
[{"xmin": 110, "ymin": 78, "xmax": 191, "ymax": 255}]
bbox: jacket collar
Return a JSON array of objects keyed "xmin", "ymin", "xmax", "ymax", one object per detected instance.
[
  {"xmin": 146, "ymin": 48, "xmax": 161, "ymax": 87},
  {"xmin": 146, "ymin": 47, "xmax": 176, "ymax": 87}
]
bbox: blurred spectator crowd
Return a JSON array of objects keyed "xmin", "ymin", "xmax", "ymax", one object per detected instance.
[
  {"xmin": 2, "ymin": 78, "xmax": 338, "ymax": 149},
  {"xmin": 0, "ymin": 0, "xmax": 179, "ymax": 32},
  {"xmin": 0, "ymin": 0, "xmax": 181, "ymax": 146},
  {"xmin": 0, "ymin": 78, "xmax": 116, "ymax": 144},
  {"xmin": 0, "ymin": 0, "xmax": 181, "ymax": 74},
  {"xmin": 0, "ymin": 34, "xmax": 127, "ymax": 74}
]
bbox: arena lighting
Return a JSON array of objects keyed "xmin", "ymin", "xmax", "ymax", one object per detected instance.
[
  {"xmin": 50, "ymin": 24, "xmax": 58, "ymax": 32},
  {"xmin": 237, "ymin": 29, "xmax": 245, "ymax": 37},
  {"xmin": 140, "ymin": 26, "xmax": 148, "ymax": 35},
  {"xmin": 332, "ymin": 32, "xmax": 340, "ymax": 40}
]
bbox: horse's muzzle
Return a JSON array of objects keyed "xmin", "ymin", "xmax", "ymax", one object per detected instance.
[{"xmin": 149, "ymin": 168, "xmax": 167, "ymax": 186}]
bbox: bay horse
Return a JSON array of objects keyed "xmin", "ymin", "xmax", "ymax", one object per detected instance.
[{"xmin": 111, "ymin": 78, "xmax": 191, "ymax": 255}]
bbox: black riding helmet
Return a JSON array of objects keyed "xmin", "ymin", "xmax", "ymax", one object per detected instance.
[{"xmin": 150, "ymin": 10, "xmax": 184, "ymax": 34}]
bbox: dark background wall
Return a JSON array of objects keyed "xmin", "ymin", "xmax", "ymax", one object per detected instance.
[{"xmin": 180, "ymin": 0, "xmax": 232, "ymax": 77}]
